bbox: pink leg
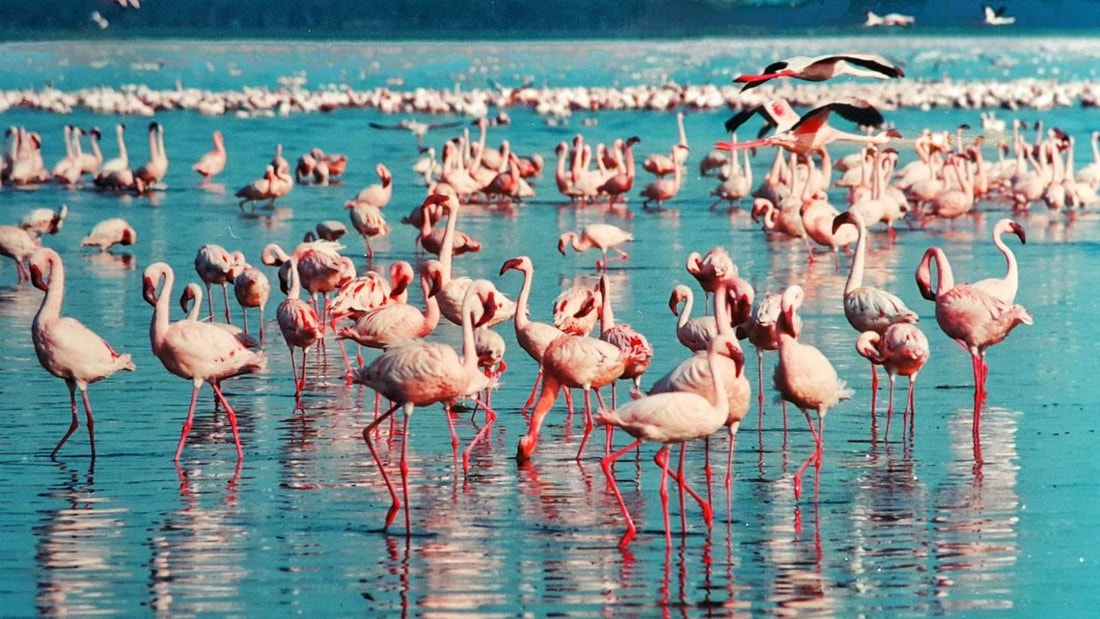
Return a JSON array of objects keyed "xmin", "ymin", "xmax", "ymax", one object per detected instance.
[
  {"xmin": 463, "ymin": 400, "xmax": 496, "ymax": 474},
  {"xmin": 362, "ymin": 402, "xmax": 405, "ymax": 530},
  {"xmin": 725, "ymin": 426, "xmax": 737, "ymax": 523},
  {"xmin": 677, "ymin": 445, "xmax": 688, "ymax": 535},
  {"xmin": 703, "ymin": 437, "xmax": 713, "ymax": 512},
  {"xmin": 444, "ymin": 403, "xmax": 460, "ymax": 464},
  {"xmin": 575, "ymin": 389, "xmax": 595, "ymax": 461},
  {"xmin": 222, "ymin": 283, "xmax": 232, "ymax": 324},
  {"xmin": 298, "ymin": 346, "xmax": 309, "ymax": 401},
  {"xmin": 174, "ymin": 385, "xmax": 201, "ymax": 462},
  {"xmin": 520, "ymin": 370, "xmax": 543, "ymax": 418},
  {"xmin": 665, "ymin": 447, "xmax": 714, "ymax": 529},
  {"xmin": 210, "ymin": 382, "xmax": 244, "ymax": 460},
  {"xmin": 601, "ymin": 438, "xmax": 643, "ymax": 549},
  {"xmin": 79, "ymin": 389, "xmax": 96, "ymax": 460},
  {"xmin": 884, "ymin": 375, "xmax": 897, "ymax": 442},
  {"xmin": 51, "ymin": 383, "xmax": 80, "ymax": 459},
  {"xmin": 756, "ymin": 352, "xmax": 765, "ymax": 430},
  {"xmin": 205, "ymin": 283, "xmax": 216, "ymax": 322},
  {"xmin": 288, "ymin": 347, "xmax": 300, "ymax": 400},
  {"xmin": 906, "ymin": 378, "xmax": 917, "ymax": 435},
  {"xmin": 654, "ymin": 446, "xmax": 673, "ymax": 546},
  {"xmin": 792, "ymin": 409, "xmax": 820, "ymax": 500},
  {"xmin": 869, "ymin": 362, "xmax": 879, "ymax": 416}
]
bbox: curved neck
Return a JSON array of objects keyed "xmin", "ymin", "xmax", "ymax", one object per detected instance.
[
  {"xmin": 116, "ymin": 125, "xmax": 127, "ymax": 162},
  {"xmin": 419, "ymin": 270, "xmax": 441, "ymax": 331},
  {"xmin": 287, "ymin": 257, "xmax": 303, "ymax": 299},
  {"xmin": 713, "ymin": 282, "xmax": 732, "ymax": 336},
  {"xmin": 706, "ymin": 342, "xmax": 730, "ymax": 419},
  {"xmin": 185, "ymin": 284, "xmax": 202, "ymax": 321},
  {"xmin": 676, "ymin": 288, "xmax": 693, "ymax": 330},
  {"xmin": 918, "ymin": 247, "xmax": 955, "ymax": 299},
  {"xmin": 513, "ymin": 266, "xmax": 533, "ymax": 330},
  {"xmin": 35, "ymin": 252, "xmax": 65, "ymax": 326},
  {"xmin": 438, "ymin": 206, "xmax": 458, "ymax": 280},
  {"xmin": 599, "ymin": 275, "xmax": 615, "ymax": 332},
  {"xmin": 459, "ymin": 287, "xmax": 481, "ymax": 372},
  {"xmin": 845, "ymin": 215, "xmax": 867, "ymax": 296},
  {"xmin": 993, "ymin": 226, "xmax": 1019, "ymax": 295},
  {"xmin": 151, "ymin": 266, "xmax": 174, "ymax": 348}
]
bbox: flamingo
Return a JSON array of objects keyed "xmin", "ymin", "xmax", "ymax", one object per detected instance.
[
  {"xmin": 142, "ymin": 262, "xmax": 265, "ymax": 461},
  {"xmin": 598, "ymin": 333, "xmax": 742, "ymax": 548},
  {"xmin": 20, "ymin": 204, "xmax": 68, "ymax": 240},
  {"xmin": 179, "ymin": 283, "xmax": 259, "ymax": 349},
  {"xmin": 734, "ymin": 53, "xmax": 904, "ymax": 91},
  {"xmin": 500, "ymin": 256, "xmax": 570, "ymax": 417},
  {"xmin": 558, "ymin": 223, "xmax": 633, "ymax": 271},
  {"xmin": 832, "ymin": 210, "xmax": 919, "ymax": 411},
  {"xmin": 346, "ymin": 200, "xmax": 390, "ymax": 259},
  {"xmin": 29, "ymin": 247, "xmax": 135, "ymax": 459},
  {"xmin": 597, "ymin": 136, "xmax": 640, "ymax": 207},
  {"xmin": 233, "ymin": 265, "xmax": 271, "ymax": 344},
  {"xmin": 773, "ymin": 285, "xmax": 853, "ymax": 499},
  {"xmin": 133, "ymin": 121, "xmax": 168, "ymax": 189},
  {"xmin": 336, "ymin": 260, "xmax": 443, "ymax": 350},
  {"xmin": 669, "ymin": 284, "xmax": 719, "ymax": 352},
  {"xmin": 355, "ymin": 280, "xmax": 500, "ymax": 531},
  {"xmin": 735, "ymin": 290, "xmax": 785, "ymax": 422},
  {"xmin": 915, "ymin": 247, "xmax": 1032, "ymax": 456},
  {"xmin": 552, "ymin": 282, "xmax": 601, "ymax": 337},
  {"xmin": 276, "ymin": 256, "xmax": 323, "ymax": 406},
  {"xmin": 982, "ymin": 5, "xmax": 1015, "ymax": 25},
  {"xmin": 717, "ymin": 99, "xmax": 898, "ymax": 156},
  {"xmin": 0, "ymin": 225, "xmax": 39, "ymax": 283},
  {"xmin": 192, "ymin": 130, "xmax": 226, "ymax": 184},
  {"xmin": 973, "ymin": 218, "xmax": 1026, "ymax": 304},
  {"xmin": 80, "ymin": 218, "xmax": 136, "ymax": 252},
  {"xmin": 235, "ymin": 165, "xmax": 275, "ymax": 211},
  {"xmin": 639, "ymin": 155, "xmax": 683, "ymax": 209},
  {"xmin": 329, "ymin": 262, "xmax": 414, "ymax": 375},
  {"xmin": 855, "ymin": 325, "xmax": 930, "ymax": 440},
  {"xmin": 597, "ymin": 272, "xmax": 653, "ymax": 405},
  {"xmin": 194, "ymin": 244, "xmax": 245, "ymax": 323},
  {"xmin": 355, "ymin": 163, "xmax": 393, "ymax": 209},
  {"xmin": 77, "ymin": 126, "xmax": 103, "ymax": 177}
]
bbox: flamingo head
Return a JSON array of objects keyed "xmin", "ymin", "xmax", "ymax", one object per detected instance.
[
  {"xmin": 424, "ymin": 261, "xmax": 445, "ymax": 298},
  {"xmin": 499, "ymin": 256, "xmax": 529, "ymax": 276},
  {"xmin": 556, "ymin": 233, "xmax": 570, "ymax": 256},
  {"xmin": 119, "ymin": 226, "xmax": 136, "ymax": 246},
  {"xmin": 574, "ymin": 291, "xmax": 599, "ymax": 319},
  {"xmin": 179, "ymin": 284, "xmax": 198, "ymax": 314},
  {"xmin": 1008, "ymin": 220, "xmax": 1026, "ymax": 245},
  {"xmin": 390, "ymin": 261, "xmax": 414, "ymax": 298},
  {"xmin": 668, "ymin": 285, "xmax": 688, "ymax": 316},
  {"xmin": 377, "ymin": 163, "xmax": 391, "ymax": 186},
  {"xmin": 475, "ymin": 291, "xmax": 498, "ymax": 329},
  {"xmin": 855, "ymin": 331, "xmax": 885, "ymax": 364},
  {"xmin": 778, "ymin": 285, "xmax": 804, "ymax": 338},
  {"xmin": 141, "ymin": 271, "xmax": 162, "ymax": 306},
  {"xmin": 29, "ymin": 261, "xmax": 49, "ymax": 292},
  {"xmin": 515, "ymin": 435, "xmax": 535, "ymax": 463},
  {"xmin": 832, "ymin": 210, "xmax": 860, "ymax": 235}
]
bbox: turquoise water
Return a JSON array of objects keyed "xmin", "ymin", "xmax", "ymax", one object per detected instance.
[{"xmin": 0, "ymin": 37, "xmax": 1096, "ymax": 616}]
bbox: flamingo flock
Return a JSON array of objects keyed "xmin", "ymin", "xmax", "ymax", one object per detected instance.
[{"xmin": 7, "ymin": 46, "xmax": 1055, "ymax": 552}]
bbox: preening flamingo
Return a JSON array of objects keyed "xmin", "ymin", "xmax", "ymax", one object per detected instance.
[
  {"xmin": 598, "ymin": 333, "xmax": 742, "ymax": 548},
  {"xmin": 355, "ymin": 280, "xmax": 500, "ymax": 532},
  {"xmin": 20, "ymin": 204, "xmax": 68, "ymax": 239},
  {"xmin": 558, "ymin": 223, "xmax": 633, "ymax": 271},
  {"xmin": 194, "ymin": 244, "xmax": 245, "ymax": 323},
  {"xmin": 596, "ymin": 272, "xmax": 653, "ymax": 405},
  {"xmin": 336, "ymin": 260, "xmax": 443, "ymax": 350},
  {"xmin": 30, "ymin": 247, "xmax": 135, "ymax": 459},
  {"xmin": 233, "ymin": 265, "xmax": 271, "ymax": 344},
  {"xmin": 915, "ymin": 246, "xmax": 1032, "ymax": 457},
  {"xmin": 669, "ymin": 284, "xmax": 719, "ymax": 352},
  {"xmin": 143, "ymin": 262, "xmax": 265, "ymax": 461},
  {"xmin": 773, "ymin": 285, "xmax": 853, "ymax": 499},
  {"xmin": 80, "ymin": 218, "xmax": 136, "ymax": 252},
  {"xmin": 855, "ymin": 324, "xmax": 930, "ymax": 440}
]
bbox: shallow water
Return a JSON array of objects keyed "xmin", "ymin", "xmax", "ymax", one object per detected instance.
[{"xmin": 0, "ymin": 37, "xmax": 1096, "ymax": 616}]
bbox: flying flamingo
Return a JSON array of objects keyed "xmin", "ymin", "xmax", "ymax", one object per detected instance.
[
  {"xmin": 915, "ymin": 246, "xmax": 1032, "ymax": 457},
  {"xmin": 276, "ymin": 255, "xmax": 322, "ymax": 406},
  {"xmin": 194, "ymin": 244, "xmax": 245, "ymax": 323},
  {"xmin": 973, "ymin": 218, "xmax": 1026, "ymax": 304},
  {"xmin": 29, "ymin": 247, "xmax": 135, "ymax": 459},
  {"xmin": 355, "ymin": 280, "xmax": 500, "ymax": 532},
  {"xmin": 558, "ymin": 223, "xmax": 634, "ymax": 271},
  {"xmin": 142, "ymin": 262, "xmax": 265, "ymax": 461},
  {"xmin": 80, "ymin": 218, "xmax": 136, "ymax": 252},
  {"xmin": 734, "ymin": 53, "xmax": 904, "ymax": 92},
  {"xmin": 716, "ymin": 99, "xmax": 898, "ymax": 156},
  {"xmin": 773, "ymin": 285, "xmax": 853, "ymax": 499},
  {"xmin": 598, "ymin": 333, "xmax": 742, "ymax": 548},
  {"xmin": 233, "ymin": 265, "xmax": 271, "ymax": 344},
  {"xmin": 500, "ymin": 256, "xmax": 570, "ymax": 417},
  {"xmin": 0, "ymin": 225, "xmax": 39, "ymax": 283},
  {"xmin": 855, "ymin": 324, "xmax": 930, "ymax": 440},
  {"xmin": 832, "ymin": 210, "xmax": 919, "ymax": 413},
  {"xmin": 192, "ymin": 130, "xmax": 226, "ymax": 185}
]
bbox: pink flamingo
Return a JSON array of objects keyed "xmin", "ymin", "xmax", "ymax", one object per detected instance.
[
  {"xmin": 734, "ymin": 53, "xmax": 903, "ymax": 91},
  {"xmin": 235, "ymin": 165, "xmax": 275, "ymax": 212},
  {"xmin": 29, "ymin": 247, "xmax": 135, "ymax": 459},
  {"xmin": 735, "ymin": 291, "xmax": 786, "ymax": 423},
  {"xmin": 669, "ymin": 284, "xmax": 719, "ymax": 352},
  {"xmin": 233, "ymin": 265, "xmax": 271, "ymax": 344},
  {"xmin": 192, "ymin": 130, "xmax": 226, "ymax": 185},
  {"xmin": 80, "ymin": 218, "xmax": 136, "ymax": 252},
  {"xmin": 142, "ymin": 262, "xmax": 265, "ymax": 461},
  {"xmin": 855, "ymin": 324, "xmax": 930, "ymax": 440},
  {"xmin": 598, "ymin": 333, "xmax": 742, "ymax": 548},
  {"xmin": 178, "ymin": 283, "xmax": 259, "ymax": 349},
  {"xmin": 973, "ymin": 218, "xmax": 1026, "ymax": 304},
  {"xmin": 0, "ymin": 225, "xmax": 39, "ymax": 283},
  {"xmin": 717, "ymin": 99, "xmax": 898, "ymax": 155},
  {"xmin": 832, "ymin": 210, "xmax": 919, "ymax": 412},
  {"xmin": 639, "ymin": 154, "xmax": 684, "ymax": 209},
  {"xmin": 515, "ymin": 323, "xmax": 625, "ymax": 462},
  {"xmin": 500, "ymin": 256, "xmax": 570, "ymax": 416},
  {"xmin": 336, "ymin": 260, "xmax": 443, "ymax": 350},
  {"xmin": 355, "ymin": 163, "xmax": 393, "ymax": 208},
  {"xmin": 558, "ymin": 223, "xmax": 633, "ymax": 271},
  {"xmin": 597, "ymin": 136, "xmax": 640, "ymax": 207},
  {"xmin": 346, "ymin": 200, "xmax": 389, "ymax": 259},
  {"xmin": 20, "ymin": 204, "xmax": 68, "ymax": 240},
  {"xmin": 596, "ymin": 272, "xmax": 653, "ymax": 405},
  {"xmin": 552, "ymin": 282, "xmax": 601, "ymax": 336},
  {"xmin": 194, "ymin": 244, "xmax": 245, "ymax": 323},
  {"xmin": 276, "ymin": 256, "xmax": 322, "ymax": 406},
  {"xmin": 915, "ymin": 246, "xmax": 1032, "ymax": 456},
  {"xmin": 355, "ymin": 280, "xmax": 500, "ymax": 531},
  {"xmin": 774, "ymin": 285, "xmax": 853, "ymax": 499}
]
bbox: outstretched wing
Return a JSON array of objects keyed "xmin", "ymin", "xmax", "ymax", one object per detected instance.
[{"xmin": 834, "ymin": 53, "xmax": 904, "ymax": 78}]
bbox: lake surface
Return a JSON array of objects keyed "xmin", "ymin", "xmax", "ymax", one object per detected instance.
[{"xmin": 0, "ymin": 36, "xmax": 1096, "ymax": 616}]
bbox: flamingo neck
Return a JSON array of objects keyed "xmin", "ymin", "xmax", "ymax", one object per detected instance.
[
  {"xmin": 706, "ymin": 342, "xmax": 730, "ymax": 421},
  {"xmin": 845, "ymin": 216, "xmax": 867, "ymax": 296},
  {"xmin": 676, "ymin": 289, "xmax": 693, "ymax": 331},
  {"xmin": 513, "ymin": 266, "xmax": 533, "ymax": 331},
  {"xmin": 599, "ymin": 276, "xmax": 616, "ymax": 333},
  {"xmin": 35, "ymin": 252, "xmax": 65, "ymax": 326},
  {"xmin": 151, "ymin": 266, "xmax": 174, "ymax": 349},
  {"xmin": 287, "ymin": 257, "xmax": 303, "ymax": 299},
  {"xmin": 438, "ymin": 206, "xmax": 458, "ymax": 281},
  {"xmin": 993, "ymin": 227, "xmax": 1019, "ymax": 298},
  {"xmin": 713, "ymin": 282, "xmax": 732, "ymax": 336},
  {"xmin": 459, "ymin": 288, "xmax": 480, "ymax": 373},
  {"xmin": 185, "ymin": 284, "xmax": 202, "ymax": 321},
  {"xmin": 420, "ymin": 271, "xmax": 441, "ymax": 333}
]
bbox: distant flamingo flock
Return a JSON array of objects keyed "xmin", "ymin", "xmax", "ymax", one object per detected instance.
[{"xmin": 6, "ymin": 50, "xmax": 1056, "ymax": 548}]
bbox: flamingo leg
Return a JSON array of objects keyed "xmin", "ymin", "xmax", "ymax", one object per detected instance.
[
  {"xmin": 258, "ymin": 306, "xmax": 266, "ymax": 345},
  {"xmin": 703, "ymin": 436, "xmax": 713, "ymax": 512},
  {"xmin": 242, "ymin": 308, "xmax": 250, "ymax": 338},
  {"xmin": 869, "ymin": 362, "xmax": 879, "ymax": 416},
  {"xmin": 221, "ymin": 283, "xmax": 232, "ymax": 324},
  {"xmin": 654, "ymin": 446, "xmax": 673, "ymax": 546},
  {"xmin": 676, "ymin": 445, "xmax": 688, "ymax": 535},
  {"xmin": 444, "ymin": 403, "xmax": 460, "ymax": 464},
  {"xmin": 725, "ymin": 424, "xmax": 738, "ymax": 523},
  {"xmin": 906, "ymin": 376, "xmax": 917, "ymax": 436},
  {"xmin": 792, "ymin": 409, "xmax": 821, "ymax": 500},
  {"xmin": 575, "ymin": 388, "xmax": 595, "ymax": 461},
  {"xmin": 51, "ymin": 382, "xmax": 80, "ymax": 460},
  {"xmin": 288, "ymin": 347, "xmax": 300, "ymax": 400},
  {"xmin": 756, "ymin": 351, "xmax": 765, "ymax": 430},
  {"xmin": 601, "ymin": 437, "xmax": 643, "ymax": 549},
  {"xmin": 463, "ymin": 400, "xmax": 496, "ymax": 474},
  {"xmin": 174, "ymin": 384, "xmax": 201, "ymax": 462},
  {"xmin": 884, "ymin": 374, "xmax": 897, "ymax": 442},
  {"xmin": 519, "ymin": 369, "xmax": 543, "ymax": 418},
  {"xmin": 297, "ymin": 346, "xmax": 309, "ymax": 402},
  {"xmin": 662, "ymin": 444, "xmax": 714, "ymax": 529},
  {"xmin": 210, "ymin": 382, "xmax": 244, "ymax": 460},
  {"xmin": 79, "ymin": 388, "xmax": 96, "ymax": 461},
  {"xmin": 362, "ymin": 402, "xmax": 404, "ymax": 530},
  {"xmin": 515, "ymin": 374, "xmax": 560, "ymax": 462},
  {"xmin": 204, "ymin": 283, "xmax": 215, "ymax": 321}
]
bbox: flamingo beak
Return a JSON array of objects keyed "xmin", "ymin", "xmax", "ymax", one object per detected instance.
[
  {"xmin": 831, "ymin": 212, "xmax": 851, "ymax": 235},
  {"xmin": 557, "ymin": 238, "xmax": 566, "ymax": 255},
  {"xmin": 30, "ymin": 263, "xmax": 48, "ymax": 292},
  {"xmin": 668, "ymin": 290, "xmax": 681, "ymax": 315},
  {"xmin": 477, "ymin": 292, "xmax": 498, "ymax": 328},
  {"xmin": 1011, "ymin": 222, "xmax": 1027, "ymax": 244},
  {"xmin": 500, "ymin": 257, "xmax": 522, "ymax": 275},
  {"xmin": 142, "ymin": 276, "xmax": 158, "ymax": 305},
  {"xmin": 727, "ymin": 340, "xmax": 746, "ymax": 377}
]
